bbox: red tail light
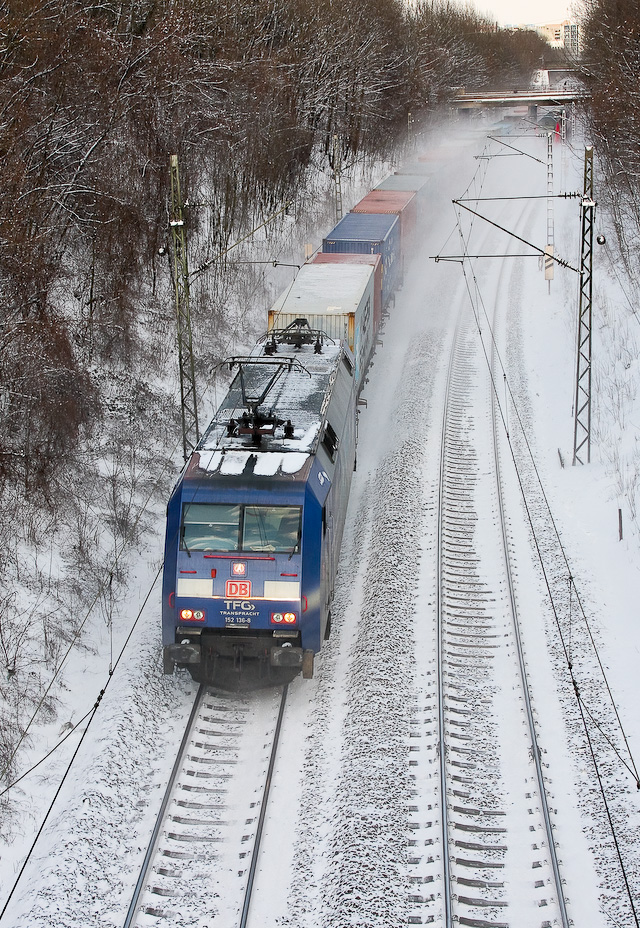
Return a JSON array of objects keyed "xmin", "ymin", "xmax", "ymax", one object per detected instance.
[
  {"xmin": 271, "ymin": 612, "xmax": 297, "ymax": 625},
  {"xmin": 180, "ymin": 609, "xmax": 205, "ymax": 622}
]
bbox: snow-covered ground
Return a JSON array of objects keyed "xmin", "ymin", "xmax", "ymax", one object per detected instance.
[{"xmin": 1, "ymin": 117, "xmax": 639, "ymax": 927}]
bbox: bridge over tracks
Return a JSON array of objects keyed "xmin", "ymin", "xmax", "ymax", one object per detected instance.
[{"xmin": 454, "ymin": 89, "xmax": 589, "ymax": 111}]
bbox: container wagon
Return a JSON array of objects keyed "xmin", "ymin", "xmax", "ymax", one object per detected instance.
[
  {"xmin": 351, "ymin": 189, "xmax": 418, "ymax": 258},
  {"xmin": 322, "ymin": 212, "xmax": 401, "ymax": 310},
  {"xmin": 267, "ymin": 262, "xmax": 375, "ymax": 389},
  {"xmin": 310, "ymin": 252, "xmax": 383, "ymax": 340},
  {"xmin": 375, "ymin": 173, "xmax": 430, "ymax": 194}
]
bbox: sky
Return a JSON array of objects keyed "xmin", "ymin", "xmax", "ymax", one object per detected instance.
[{"xmin": 480, "ymin": 0, "xmax": 573, "ymax": 25}]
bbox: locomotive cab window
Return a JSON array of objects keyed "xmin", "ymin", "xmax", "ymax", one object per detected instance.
[
  {"xmin": 181, "ymin": 503, "xmax": 240, "ymax": 551},
  {"xmin": 180, "ymin": 503, "xmax": 301, "ymax": 553},
  {"xmin": 243, "ymin": 505, "xmax": 301, "ymax": 553}
]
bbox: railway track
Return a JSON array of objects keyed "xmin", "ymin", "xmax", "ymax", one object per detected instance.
[
  {"xmin": 123, "ymin": 684, "xmax": 287, "ymax": 928},
  {"xmin": 424, "ymin": 300, "xmax": 571, "ymax": 928}
]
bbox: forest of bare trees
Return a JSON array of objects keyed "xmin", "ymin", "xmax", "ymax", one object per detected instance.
[
  {"xmin": 579, "ymin": 0, "xmax": 640, "ymax": 282},
  {"xmin": 0, "ymin": 0, "xmax": 559, "ymax": 489},
  {"xmin": 0, "ymin": 0, "xmax": 558, "ymax": 784}
]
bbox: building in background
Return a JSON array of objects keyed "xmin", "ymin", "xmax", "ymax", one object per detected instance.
[
  {"xmin": 536, "ymin": 22, "xmax": 564, "ymax": 45},
  {"xmin": 504, "ymin": 20, "xmax": 581, "ymax": 55},
  {"xmin": 562, "ymin": 21, "xmax": 580, "ymax": 56}
]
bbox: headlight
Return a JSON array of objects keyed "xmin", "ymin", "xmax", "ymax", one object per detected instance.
[{"xmin": 180, "ymin": 608, "xmax": 205, "ymax": 622}]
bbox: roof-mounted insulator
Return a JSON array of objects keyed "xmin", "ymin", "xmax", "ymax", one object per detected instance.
[
  {"xmin": 284, "ymin": 420, "xmax": 294, "ymax": 439},
  {"xmin": 314, "ymin": 337, "xmax": 322, "ymax": 354}
]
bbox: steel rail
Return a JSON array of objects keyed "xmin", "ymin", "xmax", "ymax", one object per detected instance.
[
  {"xmin": 434, "ymin": 165, "xmax": 572, "ymax": 928},
  {"xmin": 435, "ymin": 321, "xmax": 464, "ymax": 928},
  {"xmin": 123, "ymin": 684, "xmax": 206, "ymax": 928},
  {"xmin": 239, "ymin": 684, "xmax": 288, "ymax": 928},
  {"xmin": 489, "ymin": 311, "xmax": 571, "ymax": 928},
  {"xmin": 468, "ymin": 187, "xmax": 572, "ymax": 928}
]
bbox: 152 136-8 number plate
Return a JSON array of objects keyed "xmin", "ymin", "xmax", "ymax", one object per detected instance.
[{"xmin": 224, "ymin": 615, "xmax": 251, "ymax": 626}]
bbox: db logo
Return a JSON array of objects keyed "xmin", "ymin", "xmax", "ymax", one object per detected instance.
[{"xmin": 225, "ymin": 579, "xmax": 252, "ymax": 598}]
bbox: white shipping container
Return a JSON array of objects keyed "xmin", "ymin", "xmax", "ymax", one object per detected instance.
[{"xmin": 268, "ymin": 263, "xmax": 375, "ymax": 388}]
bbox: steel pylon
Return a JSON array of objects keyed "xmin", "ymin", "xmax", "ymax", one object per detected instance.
[{"xmin": 572, "ymin": 146, "xmax": 594, "ymax": 465}]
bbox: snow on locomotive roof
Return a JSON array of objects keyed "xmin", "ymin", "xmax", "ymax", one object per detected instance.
[
  {"xmin": 197, "ymin": 448, "xmax": 312, "ymax": 477},
  {"xmin": 194, "ymin": 339, "xmax": 346, "ymax": 476},
  {"xmin": 269, "ymin": 263, "xmax": 373, "ymax": 319}
]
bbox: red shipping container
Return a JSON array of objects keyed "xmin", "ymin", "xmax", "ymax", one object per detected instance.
[
  {"xmin": 351, "ymin": 190, "xmax": 417, "ymax": 255},
  {"xmin": 311, "ymin": 252, "xmax": 383, "ymax": 334}
]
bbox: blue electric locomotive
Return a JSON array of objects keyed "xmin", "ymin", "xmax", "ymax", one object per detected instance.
[{"xmin": 161, "ymin": 321, "xmax": 357, "ymax": 688}]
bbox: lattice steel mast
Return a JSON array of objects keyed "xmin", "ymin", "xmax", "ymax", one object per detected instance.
[
  {"xmin": 332, "ymin": 135, "xmax": 344, "ymax": 226},
  {"xmin": 544, "ymin": 132, "xmax": 554, "ymax": 288},
  {"xmin": 573, "ymin": 146, "xmax": 595, "ymax": 465},
  {"xmin": 169, "ymin": 154, "xmax": 200, "ymax": 461}
]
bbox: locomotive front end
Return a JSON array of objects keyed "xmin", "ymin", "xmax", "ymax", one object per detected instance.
[{"xmin": 162, "ymin": 482, "xmax": 318, "ymax": 688}]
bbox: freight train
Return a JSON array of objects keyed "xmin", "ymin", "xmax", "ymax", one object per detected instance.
[{"xmin": 161, "ymin": 167, "xmax": 430, "ymax": 689}]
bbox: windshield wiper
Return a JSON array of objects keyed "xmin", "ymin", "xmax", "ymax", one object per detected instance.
[
  {"xmin": 181, "ymin": 526, "xmax": 192, "ymax": 558},
  {"xmin": 288, "ymin": 527, "xmax": 302, "ymax": 560}
]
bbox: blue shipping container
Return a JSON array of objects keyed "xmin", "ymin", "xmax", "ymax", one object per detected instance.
[{"xmin": 322, "ymin": 212, "xmax": 401, "ymax": 309}]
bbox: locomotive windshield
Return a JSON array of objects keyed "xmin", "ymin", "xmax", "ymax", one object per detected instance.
[{"xmin": 181, "ymin": 503, "xmax": 301, "ymax": 553}]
